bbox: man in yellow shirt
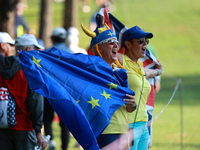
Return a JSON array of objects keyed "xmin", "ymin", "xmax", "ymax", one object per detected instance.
[{"xmin": 81, "ymin": 24, "xmax": 137, "ymax": 149}]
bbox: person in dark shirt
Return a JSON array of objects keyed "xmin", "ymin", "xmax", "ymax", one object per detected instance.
[{"xmin": 14, "ymin": 2, "xmax": 30, "ymax": 38}]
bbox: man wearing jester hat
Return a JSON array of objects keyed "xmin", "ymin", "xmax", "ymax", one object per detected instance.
[{"xmin": 81, "ymin": 24, "xmax": 137, "ymax": 148}]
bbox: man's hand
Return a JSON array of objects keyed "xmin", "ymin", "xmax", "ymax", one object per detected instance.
[
  {"xmin": 123, "ymin": 94, "xmax": 137, "ymax": 112},
  {"xmin": 35, "ymin": 132, "xmax": 47, "ymax": 150},
  {"xmin": 155, "ymin": 61, "xmax": 164, "ymax": 75},
  {"xmin": 144, "ymin": 61, "xmax": 164, "ymax": 79}
]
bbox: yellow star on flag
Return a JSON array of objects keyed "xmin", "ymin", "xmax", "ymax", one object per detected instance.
[
  {"xmin": 58, "ymin": 57, "xmax": 61, "ymax": 59},
  {"xmin": 33, "ymin": 56, "xmax": 42, "ymax": 68},
  {"xmin": 101, "ymin": 90, "xmax": 112, "ymax": 100},
  {"xmin": 76, "ymin": 100, "xmax": 80, "ymax": 103},
  {"xmin": 107, "ymin": 82, "xmax": 118, "ymax": 90},
  {"xmin": 88, "ymin": 96, "xmax": 100, "ymax": 109}
]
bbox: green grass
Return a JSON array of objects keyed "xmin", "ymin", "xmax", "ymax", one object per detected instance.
[
  {"xmin": 152, "ymin": 75, "xmax": 200, "ymax": 150},
  {"xmin": 23, "ymin": 0, "xmax": 200, "ymax": 149}
]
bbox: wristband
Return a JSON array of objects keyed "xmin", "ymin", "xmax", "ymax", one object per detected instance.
[{"xmin": 156, "ymin": 68, "xmax": 160, "ymax": 76}]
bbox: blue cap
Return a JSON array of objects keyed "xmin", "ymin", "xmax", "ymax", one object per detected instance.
[
  {"xmin": 122, "ymin": 26, "xmax": 153, "ymax": 46},
  {"xmin": 91, "ymin": 28, "xmax": 117, "ymax": 48}
]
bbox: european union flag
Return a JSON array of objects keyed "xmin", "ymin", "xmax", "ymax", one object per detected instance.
[{"xmin": 19, "ymin": 48, "xmax": 134, "ymax": 150}]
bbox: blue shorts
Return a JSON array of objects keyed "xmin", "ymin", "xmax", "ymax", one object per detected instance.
[
  {"xmin": 97, "ymin": 134, "xmax": 120, "ymax": 149},
  {"xmin": 129, "ymin": 122, "xmax": 149, "ymax": 150}
]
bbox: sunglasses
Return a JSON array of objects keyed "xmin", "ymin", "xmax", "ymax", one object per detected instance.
[
  {"xmin": 99, "ymin": 39, "xmax": 119, "ymax": 45},
  {"xmin": 131, "ymin": 38, "xmax": 149, "ymax": 45}
]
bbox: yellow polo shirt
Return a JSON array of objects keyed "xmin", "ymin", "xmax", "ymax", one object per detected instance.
[
  {"xmin": 102, "ymin": 105, "xmax": 129, "ymax": 134},
  {"xmin": 102, "ymin": 65, "xmax": 129, "ymax": 134},
  {"xmin": 122, "ymin": 54, "xmax": 151, "ymax": 123}
]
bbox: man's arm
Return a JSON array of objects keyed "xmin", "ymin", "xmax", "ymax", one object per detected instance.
[
  {"xmin": 144, "ymin": 62, "xmax": 163, "ymax": 79},
  {"xmin": 27, "ymin": 87, "xmax": 43, "ymax": 133},
  {"xmin": 26, "ymin": 87, "xmax": 47, "ymax": 149}
]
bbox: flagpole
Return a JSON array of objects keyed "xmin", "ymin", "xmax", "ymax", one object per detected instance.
[{"xmin": 179, "ymin": 77, "xmax": 183, "ymax": 150}]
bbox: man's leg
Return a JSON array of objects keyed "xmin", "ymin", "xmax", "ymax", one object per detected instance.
[{"xmin": 60, "ymin": 120, "xmax": 70, "ymax": 150}]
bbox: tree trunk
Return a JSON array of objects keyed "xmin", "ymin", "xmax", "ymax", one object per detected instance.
[
  {"xmin": 0, "ymin": 0, "xmax": 18, "ymax": 38},
  {"xmin": 7, "ymin": 11, "xmax": 15, "ymax": 38},
  {"xmin": 64, "ymin": 0, "xmax": 78, "ymax": 30},
  {"xmin": 39, "ymin": 0, "xmax": 53, "ymax": 47}
]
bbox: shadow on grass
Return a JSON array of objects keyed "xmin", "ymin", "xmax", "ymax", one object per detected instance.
[
  {"xmin": 155, "ymin": 75, "xmax": 200, "ymax": 106},
  {"xmin": 183, "ymin": 143, "xmax": 200, "ymax": 149},
  {"xmin": 153, "ymin": 141, "xmax": 200, "ymax": 149}
]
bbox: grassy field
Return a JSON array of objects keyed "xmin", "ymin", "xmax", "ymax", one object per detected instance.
[
  {"xmin": 152, "ymin": 75, "xmax": 200, "ymax": 150},
  {"xmin": 24, "ymin": 0, "xmax": 200, "ymax": 149}
]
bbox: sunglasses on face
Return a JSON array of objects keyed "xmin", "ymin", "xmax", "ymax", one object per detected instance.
[
  {"xmin": 99, "ymin": 39, "xmax": 119, "ymax": 46},
  {"xmin": 131, "ymin": 38, "xmax": 149, "ymax": 45}
]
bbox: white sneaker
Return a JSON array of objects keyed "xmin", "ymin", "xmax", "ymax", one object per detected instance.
[{"xmin": 48, "ymin": 140, "xmax": 56, "ymax": 150}]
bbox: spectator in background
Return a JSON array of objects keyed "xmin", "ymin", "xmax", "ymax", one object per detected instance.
[
  {"xmin": 29, "ymin": 29, "xmax": 45, "ymax": 49},
  {"xmin": 46, "ymin": 27, "xmax": 73, "ymax": 53},
  {"xmin": 37, "ymin": 39, "xmax": 45, "ymax": 49},
  {"xmin": 0, "ymin": 32, "xmax": 15, "ymax": 56},
  {"xmin": 90, "ymin": 0, "xmax": 116, "ymax": 31},
  {"xmin": 81, "ymin": 0, "xmax": 116, "ymax": 13},
  {"xmin": 66, "ymin": 27, "xmax": 87, "ymax": 54},
  {"xmin": 0, "ymin": 34, "xmax": 46, "ymax": 150},
  {"xmin": 81, "ymin": 0, "xmax": 91, "ymax": 13},
  {"xmin": 90, "ymin": 1, "xmax": 106, "ymax": 31},
  {"xmin": 44, "ymin": 27, "xmax": 72, "ymax": 150},
  {"xmin": 15, "ymin": 2, "xmax": 30, "ymax": 38}
]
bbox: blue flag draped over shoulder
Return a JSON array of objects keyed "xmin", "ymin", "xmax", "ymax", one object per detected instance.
[{"xmin": 19, "ymin": 48, "xmax": 134, "ymax": 150}]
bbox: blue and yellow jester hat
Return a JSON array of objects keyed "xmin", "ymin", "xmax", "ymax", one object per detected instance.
[
  {"xmin": 81, "ymin": 24, "xmax": 117, "ymax": 48},
  {"xmin": 81, "ymin": 24, "xmax": 124, "ymax": 69}
]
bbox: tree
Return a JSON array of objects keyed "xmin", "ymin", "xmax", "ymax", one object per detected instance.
[
  {"xmin": 64, "ymin": 0, "xmax": 78, "ymax": 30},
  {"xmin": 0, "ymin": 0, "xmax": 19, "ymax": 37},
  {"xmin": 39, "ymin": 0, "xmax": 53, "ymax": 47}
]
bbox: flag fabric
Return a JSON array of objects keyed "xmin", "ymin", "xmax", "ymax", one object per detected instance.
[
  {"xmin": 139, "ymin": 49, "xmax": 159, "ymax": 108},
  {"xmin": 141, "ymin": 48, "xmax": 159, "ymax": 69},
  {"xmin": 18, "ymin": 47, "xmax": 134, "ymax": 150}
]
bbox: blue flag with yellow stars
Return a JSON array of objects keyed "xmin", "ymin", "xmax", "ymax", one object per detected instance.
[{"xmin": 18, "ymin": 47, "xmax": 135, "ymax": 150}]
